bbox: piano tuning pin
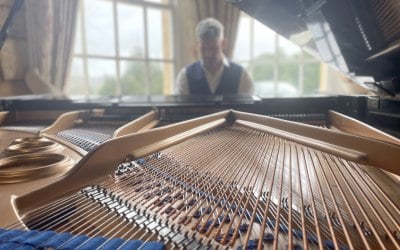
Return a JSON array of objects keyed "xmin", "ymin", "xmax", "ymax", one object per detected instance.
[
  {"xmin": 175, "ymin": 203, "xmax": 184, "ymax": 210},
  {"xmin": 135, "ymin": 158, "xmax": 145, "ymax": 165},
  {"xmin": 304, "ymin": 205, "xmax": 312, "ymax": 216},
  {"xmin": 187, "ymin": 198, "xmax": 196, "ymax": 206},
  {"xmin": 393, "ymin": 231, "xmax": 400, "ymax": 240},
  {"xmin": 281, "ymin": 197, "xmax": 289, "ymax": 208},
  {"xmin": 244, "ymin": 209, "xmax": 251, "ymax": 219},
  {"xmin": 177, "ymin": 215, "xmax": 187, "ymax": 224},
  {"xmin": 218, "ymin": 215, "xmax": 230, "ymax": 223},
  {"xmin": 175, "ymin": 224, "xmax": 183, "ymax": 233},
  {"xmin": 238, "ymin": 223, "xmax": 249, "ymax": 233},
  {"xmin": 215, "ymin": 233, "xmax": 230, "ymax": 244},
  {"xmin": 220, "ymin": 199, "xmax": 227, "ymax": 206},
  {"xmin": 306, "ymin": 232, "xmax": 318, "ymax": 245},
  {"xmin": 292, "ymin": 229, "xmax": 303, "ymax": 240},
  {"xmin": 254, "ymin": 215, "xmax": 262, "ymax": 224},
  {"xmin": 110, "ymin": 192, "xmax": 117, "ymax": 200},
  {"xmin": 193, "ymin": 210, "xmax": 202, "ymax": 219},
  {"xmin": 115, "ymin": 195, "xmax": 124, "ymax": 204},
  {"xmin": 163, "ymin": 219, "xmax": 170, "ymax": 227},
  {"xmin": 200, "ymin": 207, "xmax": 212, "ymax": 214},
  {"xmin": 208, "ymin": 194, "xmax": 217, "ymax": 202},
  {"xmin": 361, "ymin": 226, "xmax": 372, "ymax": 236},
  {"xmin": 164, "ymin": 207, "xmax": 174, "ymax": 214},
  {"xmin": 242, "ymin": 239, "xmax": 259, "ymax": 250},
  {"xmin": 278, "ymin": 223, "xmax": 289, "ymax": 233},
  {"xmin": 291, "ymin": 243, "xmax": 303, "ymax": 250},
  {"xmin": 173, "ymin": 192, "xmax": 183, "ymax": 199},
  {"xmin": 263, "ymin": 232, "xmax": 274, "ymax": 242},
  {"xmin": 196, "ymin": 224, "xmax": 208, "ymax": 234},
  {"xmin": 143, "ymin": 193, "xmax": 152, "ymax": 200},
  {"xmin": 213, "ymin": 233, "xmax": 222, "ymax": 242}
]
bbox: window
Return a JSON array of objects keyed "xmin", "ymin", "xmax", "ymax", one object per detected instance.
[
  {"xmin": 67, "ymin": 4, "xmax": 352, "ymax": 98},
  {"xmin": 233, "ymin": 12, "xmax": 340, "ymax": 98},
  {"xmin": 65, "ymin": 0, "xmax": 174, "ymax": 97}
]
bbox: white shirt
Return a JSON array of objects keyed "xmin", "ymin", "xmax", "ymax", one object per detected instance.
[{"xmin": 174, "ymin": 57, "xmax": 254, "ymax": 95}]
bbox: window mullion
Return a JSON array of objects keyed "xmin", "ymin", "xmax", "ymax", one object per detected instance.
[
  {"xmin": 249, "ymin": 15, "xmax": 254, "ymax": 77},
  {"xmin": 299, "ymin": 52, "xmax": 304, "ymax": 96},
  {"xmin": 80, "ymin": 0, "xmax": 90, "ymax": 96},
  {"xmin": 273, "ymin": 35, "xmax": 279, "ymax": 97},
  {"xmin": 143, "ymin": 6, "xmax": 150, "ymax": 95},
  {"xmin": 112, "ymin": 0, "xmax": 121, "ymax": 96}
]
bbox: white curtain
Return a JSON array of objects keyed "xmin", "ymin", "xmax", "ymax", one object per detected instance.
[
  {"xmin": 25, "ymin": 0, "xmax": 78, "ymax": 93},
  {"xmin": 176, "ymin": 0, "xmax": 241, "ymax": 70}
]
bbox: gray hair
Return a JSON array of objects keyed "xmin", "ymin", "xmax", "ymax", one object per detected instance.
[{"xmin": 195, "ymin": 18, "xmax": 224, "ymax": 41}]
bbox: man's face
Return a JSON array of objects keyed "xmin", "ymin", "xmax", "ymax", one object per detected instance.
[{"xmin": 199, "ymin": 38, "xmax": 224, "ymax": 71}]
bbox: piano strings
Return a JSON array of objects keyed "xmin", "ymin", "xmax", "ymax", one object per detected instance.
[{"xmin": 4, "ymin": 123, "xmax": 400, "ymax": 249}]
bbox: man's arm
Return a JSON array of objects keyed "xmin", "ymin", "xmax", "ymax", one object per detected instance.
[
  {"xmin": 238, "ymin": 69, "xmax": 254, "ymax": 95},
  {"xmin": 174, "ymin": 68, "xmax": 189, "ymax": 95}
]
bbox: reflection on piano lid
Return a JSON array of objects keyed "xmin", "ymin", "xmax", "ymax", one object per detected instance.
[
  {"xmin": 67, "ymin": 95, "xmax": 261, "ymax": 108},
  {"xmin": 230, "ymin": 0, "xmax": 400, "ymax": 95}
]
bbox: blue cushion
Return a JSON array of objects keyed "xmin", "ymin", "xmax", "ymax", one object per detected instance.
[{"xmin": 0, "ymin": 228, "xmax": 165, "ymax": 250}]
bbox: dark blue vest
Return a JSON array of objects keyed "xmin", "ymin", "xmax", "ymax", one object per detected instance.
[{"xmin": 186, "ymin": 61, "xmax": 242, "ymax": 95}]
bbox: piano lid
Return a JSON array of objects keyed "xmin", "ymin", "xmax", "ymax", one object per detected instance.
[{"xmin": 229, "ymin": 0, "xmax": 400, "ymax": 95}]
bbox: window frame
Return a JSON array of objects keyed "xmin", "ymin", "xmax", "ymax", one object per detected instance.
[
  {"xmin": 68, "ymin": 0, "xmax": 176, "ymax": 96},
  {"xmin": 233, "ymin": 12, "xmax": 321, "ymax": 97}
]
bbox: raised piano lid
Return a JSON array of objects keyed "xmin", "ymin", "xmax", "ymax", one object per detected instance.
[{"xmin": 229, "ymin": 0, "xmax": 400, "ymax": 96}]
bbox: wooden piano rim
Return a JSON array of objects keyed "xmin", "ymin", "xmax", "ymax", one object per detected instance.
[
  {"xmin": 41, "ymin": 109, "xmax": 158, "ymax": 137},
  {"xmin": 8, "ymin": 109, "xmax": 400, "ymax": 223},
  {"xmin": 39, "ymin": 110, "xmax": 158, "ymax": 154},
  {"xmin": 328, "ymin": 110, "xmax": 400, "ymax": 146}
]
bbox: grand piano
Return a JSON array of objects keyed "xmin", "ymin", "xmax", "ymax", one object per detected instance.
[{"xmin": 0, "ymin": 0, "xmax": 399, "ymax": 249}]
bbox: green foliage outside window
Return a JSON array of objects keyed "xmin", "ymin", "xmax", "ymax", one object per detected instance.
[
  {"xmin": 251, "ymin": 50, "xmax": 320, "ymax": 95},
  {"xmin": 98, "ymin": 61, "xmax": 163, "ymax": 96},
  {"xmin": 94, "ymin": 50, "xmax": 320, "ymax": 97}
]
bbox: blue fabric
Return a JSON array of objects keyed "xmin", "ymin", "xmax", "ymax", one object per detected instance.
[
  {"xmin": 118, "ymin": 239, "xmax": 144, "ymax": 249},
  {"xmin": 78, "ymin": 236, "xmax": 106, "ymax": 250},
  {"xmin": 59, "ymin": 235, "xmax": 88, "ymax": 249},
  {"xmin": 11, "ymin": 230, "xmax": 38, "ymax": 243},
  {"xmin": 101, "ymin": 238, "xmax": 125, "ymax": 248},
  {"xmin": 0, "ymin": 229, "xmax": 23, "ymax": 241},
  {"xmin": 0, "ymin": 242, "xmax": 20, "ymax": 250},
  {"xmin": 141, "ymin": 241, "xmax": 165, "ymax": 250},
  {"xmin": 186, "ymin": 61, "xmax": 242, "ymax": 95},
  {"xmin": 0, "ymin": 228, "xmax": 165, "ymax": 250},
  {"xmin": 42, "ymin": 232, "xmax": 72, "ymax": 248},
  {"xmin": 22, "ymin": 230, "xmax": 56, "ymax": 246},
  {"xmin": 13, "ymin": 245, "xmax": 36, "ymax": 250}
]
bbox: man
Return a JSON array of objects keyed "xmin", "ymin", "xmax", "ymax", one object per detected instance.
[{"xmin": 174, "ymin": 18, "xmax": 254, "ymax": 95}]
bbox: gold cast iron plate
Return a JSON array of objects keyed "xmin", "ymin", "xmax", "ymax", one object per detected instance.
[
  {"xmin": 0, "ymin": 153, "xmax": 72, "ymax": 183},
  {"xmin": 4, "ymin": 137, "xmax": 62, "ymax": 155}
]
